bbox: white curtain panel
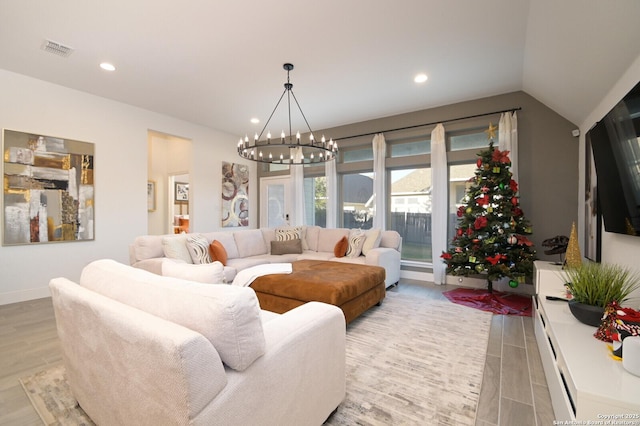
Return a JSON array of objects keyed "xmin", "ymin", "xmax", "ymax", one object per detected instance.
[
  {"xmin": 324, "ymin": 159, "xmax": 338, "ymax": 228},
  {"xmin": 430, "ymin": 123, "xmax": 447, "ymax": 285},
  {"xmin": 372, "ymin": 133, "xmax": 386, "ymax": 230},
  {"xmin": 291, "ymin": 147, "xmax": 305, "ymax": 226},
  {"xmin": 498, "ymin": 111, "xmax": 519, "ymax": 184}
]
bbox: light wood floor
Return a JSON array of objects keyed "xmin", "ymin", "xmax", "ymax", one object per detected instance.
[{"xmin": 0, "ymin": 279, "xmax": 555, "ymax": 425}]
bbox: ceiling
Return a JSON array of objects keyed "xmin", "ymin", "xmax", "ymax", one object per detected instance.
[{"xmin": 1, "ymin": 0, "xmax": 639, "ymax": 137}]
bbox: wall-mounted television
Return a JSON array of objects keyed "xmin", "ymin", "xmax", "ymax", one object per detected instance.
[{"xmin": 588, "ymin": 80, "xmax": 640, "ymax": 237}]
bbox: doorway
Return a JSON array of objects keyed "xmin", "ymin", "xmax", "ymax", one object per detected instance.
[
  {"xmin": 148, "ymin": 131, "xmax": 192, "ymax": 235},
  {"xmin": 260, "ymin": 176, "xmax": 291, "ymax": 228}
]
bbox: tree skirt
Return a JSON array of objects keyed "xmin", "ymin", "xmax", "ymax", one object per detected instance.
[{"xmin": 443, "ymin": 288, "xmax": 532, "ymax": 316}]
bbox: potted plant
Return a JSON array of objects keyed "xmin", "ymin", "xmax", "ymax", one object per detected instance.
[{"xmin": 562, "ymin": 261, "xmax": 640, "ymax": 326}]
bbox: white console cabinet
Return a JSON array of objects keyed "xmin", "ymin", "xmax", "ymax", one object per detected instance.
[{"xmin": 533, "ymin": 261, "xmax": 640, "ymax": 421}]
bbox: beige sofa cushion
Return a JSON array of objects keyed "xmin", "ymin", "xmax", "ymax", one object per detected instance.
[
  {"xmin": 161, "ymin": 259, "xmax": 225, "ymax": 284},
  {"xmin": 317, "ymin": 228, "xmax": 349, "ymax": 253},
  {"xmin": 80, "ymin": 259, "xmax": 265, "ymax": 371},
  {"xmin": 380, "ymin": 230, "xmax": 402, "ymax": 250},
  {"xmin": 162, "ymin": 234, "xmax": 193, "ymax": 264},
  {"xmin": 202, "ymin": 232, "xmax": 240, "ymax": 259},
  {"xmin": 305, "ymin": 226, "xmax": 321, "ymax": 251},
  {"xmin": 362, "ymin": 228, "xmax": 382, "ymax": 255},
  {"xmin": 132, "ymin": 235, "xmax": 165, "ymax": 261},
  {"xmin": 233, "ymin": 229, "xmax": 268, "ymax": 258}
]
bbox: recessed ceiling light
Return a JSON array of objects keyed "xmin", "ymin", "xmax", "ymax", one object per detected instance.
[
  {"xmin": 414, "ymin": 73, "xmax": 428, "ymax": 83},
  {"xmin": 250, "ymin": 118, "xmax": 260, "ymax": 124},
  {"xmin": 100, "ymin": 62, "xmax": 116, "ymax": 71}
]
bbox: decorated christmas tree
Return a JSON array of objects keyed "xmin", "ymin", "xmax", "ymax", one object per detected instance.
[{"xmin": 441, "ymin": 124, "xmax": 536, "ymax": 293}]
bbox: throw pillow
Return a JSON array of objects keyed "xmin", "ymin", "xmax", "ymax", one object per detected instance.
[
  {"xmin": 334, "ymin": 236, "xmax": 348, "ymax": 258},
  {"xmin": 270, "ymin": 239, "xmax": 302, "ymax": 255},
  {"xmin": 361, "ymin": 228, "xmax": 382, "ymax": 255},
  {"xmin": 209, "ymin": 240, "xmax": 228, "ymax": 266},
  {"xmin": 186, "ymin": 234, "xmax": 212, "ymax": 264},
  {"xmin": 162, "ymin": 260, "xmax": 225, "ymax": 284},
  {"xmin": 275, "ymin": 225, "xmax": 302, "ymax": 241},
  {"xmin": 346, "ymin": 229, "xmax": 366, "ymax": 258},
  {"xmin": 162, "ymin": 235, "xmax": 193, "ymax": 264}
]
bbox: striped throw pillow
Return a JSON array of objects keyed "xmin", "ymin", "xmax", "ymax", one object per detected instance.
[
  {"xmin": 275, "ymin": 226, "xmax": 302, "ymax": 241},
  {"xmin": 186, "ymin": 234, "xmax": 212, "ymax": 264},
  {"xmin": 346, "ymin": 229, "xmax": 366, "ymax": 258}
]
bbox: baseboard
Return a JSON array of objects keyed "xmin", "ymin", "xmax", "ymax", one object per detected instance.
[
  {"xmin": 400, "ymin": 270, "xmax": 434, "ymax": 283},
  {"xmin": 0, "ymin": 286, "xmax": 51, "ymax": 306}
]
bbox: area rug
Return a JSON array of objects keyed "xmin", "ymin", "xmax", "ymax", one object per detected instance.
[
  {"xmin": 443, "ymin": 287, "xmax": 532, "ymax": 317},
  {"xmin": 21, "ymin": 292, "xmax": 492, "ymax": 426}
]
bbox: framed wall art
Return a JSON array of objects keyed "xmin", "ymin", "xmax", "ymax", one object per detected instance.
[
  {"xmin": 147, "ymin": 180, "xmax": 156, "ymax": 212},
  {"xmin": 222, "ymin": 161, "xmax": 249, "ymax": 227},
  {"xmin": 175, "ymin": 182, "xmax": 189, "ymax": 202},
  {"xmin": 2, "ymin": 129, "xmax": 95, "ymax": 245}
]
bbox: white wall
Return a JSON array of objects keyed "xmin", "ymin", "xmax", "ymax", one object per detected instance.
[
  {"xmin": 0, "ymin": 69, "xmax": 256, "ymax": 304},
  {"xmin": 578, "ymin": 54, "xmax": 640, "ymax": 277}
]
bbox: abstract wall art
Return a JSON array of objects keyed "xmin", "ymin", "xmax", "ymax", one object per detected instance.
[
  {"xmin": 221, "ymin": 161, "xmax": 249, "ymax": 227},
  {"xmin": 2, "ymin": 129, "xmax": 95, "ymax": 245}
]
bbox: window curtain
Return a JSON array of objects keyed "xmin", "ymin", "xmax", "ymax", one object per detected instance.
[
  {"xmin": 431, "ymin": 123, "xmax": 447, "ymax": 285},
  {"xmin": 372, "ymin": 133, "xmax": 386, "ymax": 230},
  {"xmin": 290, "ymin": 147, "xmax": 305, "ymax": 226},
  {"xmin": 324, "ymin": 159, "xmax": 337, "ymax": 228},
  {"xmin": 499, "ymin": 111, "xmax": 518, "ymax": 184}
]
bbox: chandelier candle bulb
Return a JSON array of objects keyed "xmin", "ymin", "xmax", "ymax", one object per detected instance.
[{"xmin": 267, "ymin": 132, "xmax": 271, "ymax": 144}]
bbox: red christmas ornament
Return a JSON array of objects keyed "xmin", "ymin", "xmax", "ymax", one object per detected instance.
[
  {"xmin": 466, "ymin": 226, "xmax": 473, "ymax": 236},
  {"xmin": 474, "ymin": 216, "xmax": 488, "ymax": 230},
  {"xmin": 476, "ymin": 158, "xmax": 482, "ymax": 168},
  {"xmin": 441, "ymin": 252, "xmax": 452, "ymax": 260},
  {"xmin": 516, "ymin": 235, "xmax": 534, "ymax": 246},
  {"xmin": 492, "ymin": 148, "xmax": 511, "ymax": 164},
  {"xmin": 511, "ymin": 196, "xmax": 518, "ymax": 206},
  {"xmin": 510, "ymin": 179, "xmax": 518, "ymax": 192},
  {"xmin": 477, "ymin": 194, "xmax": 490, "ymax": 206},
  {"xmin": 457, "ymin": 228, "xmax": 463, "ymax": 236}
]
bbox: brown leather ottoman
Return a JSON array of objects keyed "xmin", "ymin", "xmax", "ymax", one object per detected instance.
[{"xmin": 250, "ymin": 259, "xmax": 386, "ymax": 324}]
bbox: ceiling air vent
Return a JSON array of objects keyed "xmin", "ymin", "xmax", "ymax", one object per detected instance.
[{"xmin": 41, "ymin": 39, "xmax": 74, "ymax": 58}]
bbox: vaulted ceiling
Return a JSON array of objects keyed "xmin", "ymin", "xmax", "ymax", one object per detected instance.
[{"xmin": 1, "ymin": 0, "xmax": 639, "ymax": 137}]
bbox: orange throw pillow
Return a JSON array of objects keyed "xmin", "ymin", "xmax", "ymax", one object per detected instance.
[
  {"xmin": 334, "ymin": 236, "xmax": 348, "ymax": 258},
  {"xmin": 209, "ymin": 240, "xmax": 228, "ymax": 266}
]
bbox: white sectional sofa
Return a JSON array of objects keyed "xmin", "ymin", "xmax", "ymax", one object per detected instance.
[
  {"xmin": 129, "ymin": 226, "xmax": 402, "ymax": 287},
  {"xmin": 49, "ymin": 259, "xmax": 346, "ymax": 426}
]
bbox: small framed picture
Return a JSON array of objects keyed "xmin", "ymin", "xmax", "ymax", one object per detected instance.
[
  {"xmin": 175, "ymin": 182, "xmax": 189, "ymax": 202},
  {"xmin": 147, "ymin": 180, "xmax": 156, "ymax": 212}
]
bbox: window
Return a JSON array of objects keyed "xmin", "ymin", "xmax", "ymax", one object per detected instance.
[
  {"xmin": 450, "ymin": 132, "xmax": 490, "ymax": 151},
  {"xmin": 342, "ymin": 172, "xmax": 374, "ymax": 229},
  {"xmin": 389, "ymin": 168, "xmax": 432, "ymax": 262},
  {"xmin": 447, "ymin": 163, "xmax": 477, "ymax": 243},
  {"xmin": 391, "ymin": 140, "xmax": 430, "ymax": 157},
  {"xmin": 304, "ymin": 176, "xmax": 327, "ymax": 227},
  {"xmin": 343, "ymin": 147, "xmax": 373, "ymax": 163}
]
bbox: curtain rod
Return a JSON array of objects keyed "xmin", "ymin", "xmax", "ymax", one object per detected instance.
[{"xmin": 333, "ymin": 107, "xmax": 522, "ymax": 142}]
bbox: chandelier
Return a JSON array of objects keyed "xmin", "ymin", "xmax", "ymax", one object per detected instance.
[{"xmin": 238, "ymin": 63, "xmax": 337, "ymax": 165}]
